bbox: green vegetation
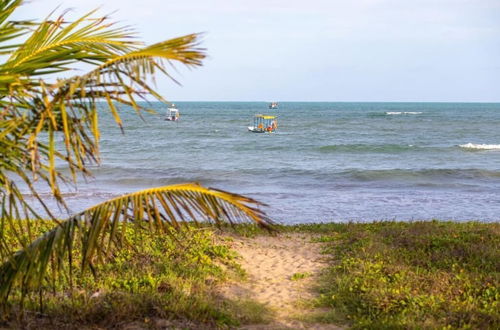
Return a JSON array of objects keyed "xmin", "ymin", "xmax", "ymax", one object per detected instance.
[
  {"xmin": 225, "ymin": 299, "xmax": 275, "ymax": 325},
  {"xmin": 1, "ymin": 220, "xmax": 268, "ymax": 328},
  {"xmin": 291, "ymin": 272, "xmax": 312, "ymax": 281},
  {"xmin": 307, "ymin": 221, "xmax": 500, "ymax": 329},
  {"xmin": 2, "ymin": 221, "xmax": 498, "ymax": 329}
]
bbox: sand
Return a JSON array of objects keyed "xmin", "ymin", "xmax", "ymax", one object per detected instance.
[{"xmin": 220, "ymin": 233, "xmax": 342, "ymax": 329}]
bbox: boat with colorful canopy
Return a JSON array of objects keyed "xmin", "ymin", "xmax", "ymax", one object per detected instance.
[{"xmin": 248, "ymin": 114, "xmax": 278, "ymax": 133}]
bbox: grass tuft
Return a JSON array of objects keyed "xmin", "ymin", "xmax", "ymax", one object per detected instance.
[
  {"xmin": 291, "ymin": 272, "xmax": 312, "ymax": 281},
  {"xmin": 224, "ymin": 298, "xmax": 275, "ymax": 324}
]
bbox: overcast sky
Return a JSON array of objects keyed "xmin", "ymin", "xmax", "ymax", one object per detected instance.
[{"xmin": 14, "ymin": 0, "xmax": 500, "ymax": 102}]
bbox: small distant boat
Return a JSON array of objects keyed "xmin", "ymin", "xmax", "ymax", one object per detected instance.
[
  {"xmin": 268, "ymin": 102, "xmax": 278, "ymax": 109},
  {"xmin": 248, "ymin": 114, "xmax": 278, "ymax": 133},
  {"xmin": 165, "ymin": 104, "xmax": 179, "ymax": 121}
]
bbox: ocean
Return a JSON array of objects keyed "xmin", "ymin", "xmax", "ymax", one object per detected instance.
[{"xmin": 46, "ymin": 102, "xmax": 500, "ymax": 223}]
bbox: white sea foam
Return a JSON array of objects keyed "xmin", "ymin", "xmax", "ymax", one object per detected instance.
[
  {"xmin": 459, "ymin": 143, "xmax": 500, "ymax": 150},
  {"xmin": 385, "ymin": 111, "xmax": 423, "ymax": 115}
]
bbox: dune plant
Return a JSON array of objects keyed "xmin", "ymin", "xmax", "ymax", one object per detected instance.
[{"xmin": 0, "ymin": 0, "xmax": 272, "ymax": 310}]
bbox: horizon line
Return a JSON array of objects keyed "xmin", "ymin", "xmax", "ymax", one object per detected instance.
[{"xmin": 155, "ymin": 100, "xmax": 500, "ymax": 104}]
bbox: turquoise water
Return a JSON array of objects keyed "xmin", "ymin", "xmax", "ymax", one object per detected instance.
[{"xmin": 58, "ymin": 102, "xmax": 500, "ymax": 223}]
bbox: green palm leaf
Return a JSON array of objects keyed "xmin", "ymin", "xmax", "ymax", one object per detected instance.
[{"xmin": 0, "ymin": 183, "xmax": 273, "ymax": 302}]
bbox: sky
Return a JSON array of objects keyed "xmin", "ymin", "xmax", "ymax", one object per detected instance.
[{"xmin": 13, "ymin": 0, "xmax": 500, "ymax": 102}]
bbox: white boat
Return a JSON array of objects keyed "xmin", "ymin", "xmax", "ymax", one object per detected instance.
[
  {"xmin": 165, "ymin": 104, "xmax": 179, "ymax": 121},
  {"xmin": 268, "ymin": 102, "xmax": 278, "ymax": 109},
  {"xmin": 247, "ymin": 126, "xmax": 266, "ymax": 133}
]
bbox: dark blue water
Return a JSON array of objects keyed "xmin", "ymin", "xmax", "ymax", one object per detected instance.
[{"xmin": 52, "ymin": 102, "xmax": 500, "ymax": 223}]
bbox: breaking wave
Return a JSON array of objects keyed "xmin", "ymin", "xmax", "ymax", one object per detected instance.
[
  {"xmin": 459, "ymin": 143, "xmax": 500, "ymax": 150},
  {"xmin": 319, "ymin": 144, "xmax": 417, "ymax": 153},
  {"xmin": 385, "ymin": 111, "xmax": 423, "ymax": 115}
]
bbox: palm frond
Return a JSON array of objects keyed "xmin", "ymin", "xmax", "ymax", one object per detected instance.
[
  {"xmin": 0, "ymin": 7, "xmax": 205, "ymax": 223},
  {"xmin": 0, "ymin": 0, "xmax": 24, "ymax": 26},
  {"xmin": 3, "ymin": 9, "xmax": 137, "ymax": 76},
  {"xmin": 0, "ymin": 183, "xmax": 273, "ymax": 302}
]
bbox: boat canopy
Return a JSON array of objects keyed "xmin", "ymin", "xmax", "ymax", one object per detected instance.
[{"xmin": 254, "ymin": 114, "xmax": 276, "ymax": 119}]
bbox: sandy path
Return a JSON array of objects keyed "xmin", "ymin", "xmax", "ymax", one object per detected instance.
[{"xmin": 221, "ymin": 233, "xmax": 341, "ymax": 329}]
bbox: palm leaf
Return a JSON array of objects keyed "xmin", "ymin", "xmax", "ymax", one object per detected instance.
[
  {"xmin": 0, "ymin": 1, "xmax": 23, "ymax": 26},
  {"xmin": 0, "ymin": 7, "xmax": 205, "ymax": 222},
  {"xmin": 3, "ymin": 9, "xmax": 137, "ymax": 76},
  {"xmin": 0, "ymin": 183, "xmax": 273, "ymax": 302}
]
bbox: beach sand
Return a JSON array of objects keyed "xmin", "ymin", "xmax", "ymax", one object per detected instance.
[{"xmin": 220, "ymin": 233, "xmax": 342, "ymax": 329}]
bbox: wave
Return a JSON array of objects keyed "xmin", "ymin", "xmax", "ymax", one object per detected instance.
[
  {"xmin": 74, "ymin": 165, "xmax": 500, "ymax": 183},
  {"xmin": 385, "ymin": 111, "xmax": 422, "ymax": 115},
  {"xmin": 344, "ymin": 168, "xmax": 500, "ymax": 182},
  {"xmin": 24, "ymin": 191, "xmax": 119, "ymax": 199},
  {"xmin": 459, "ymin": 143, "xmax": 500, "ymax": 150},
  {"xmin": 319, "ymin": 144, "xmax": 417, "ymax": 153}
]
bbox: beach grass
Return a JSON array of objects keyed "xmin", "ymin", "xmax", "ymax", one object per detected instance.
[
  {"xmin": 0, "ymin": 221, "xmax": 258, "ymax": 329},
  {"xmin": 1, "ymin": 220, "xmax": 498, "ymax": 329},
  {"xmin": 304, "ymin": 221, "xmax": 500, "ymax": 329}
]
